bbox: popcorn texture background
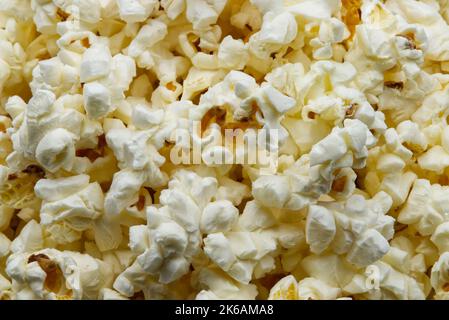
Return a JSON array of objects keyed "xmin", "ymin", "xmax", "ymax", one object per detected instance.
[{"xmin": 1, "ymin": 0, "xmax": 449, "ymax": 300}]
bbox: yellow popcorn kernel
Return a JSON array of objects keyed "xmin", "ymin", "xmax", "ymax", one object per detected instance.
[
  {"xmin": 28, "ymin": 253, "xmax": 64, "ymax": 293},
  {"xmin": 0, "ymin": 168, "xmax": 42, "ymax": 209},
  {"xmin": 342, "ymin": 0, "xmax": 362, "ymax": 38},
  {"xmin": 268, "ymin": 275, "xmax": 299, "ymax": 300}
]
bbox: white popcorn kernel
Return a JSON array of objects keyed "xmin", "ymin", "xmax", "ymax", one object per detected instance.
[
  {"xmin": 117, "ymin": 0, "xmax": 158, "ymax": 23},
  {"xmin": 80, "ymin": 44, "xmax": 112, "ymax": 83},
  {"xmin": 153, "ymin": 222, "xmax": 188, "ymax": 258},
  {"xmin": 431, "ymin": 222, "xmax": 449, "ymax": 253},
  {"xmin": 161, "ymin": 0, "xmax": 185, "ymax": 20},
  {"xmin": 10, "ymin": 220, "xmax": 43, "ymax": 254},
  {"xmin": 127, "ymin": 20, "xmax": 167, "ymax": 58},
  {"xmin": 252, "ymin": 175, "xmax": 290, "ymax": 209},
  {"xmin": 297, "ymin": 277, "xmax": 341, "ymax": 300},
  {"xmin": 83, "ymin": 82, "xmax": 112, "ymax": 119},
  {"xmin": 379, "ymin": 171, "xmax": 417, "ymax": 208},
  {"xmin": 376, "ymin": 153, "xmax": 406, "ymax": 173},
  {"xmin": 93, "ymin": 215, "xmax": 123, "ymax": 252},
  {"xmin": 111, "ymin": 54, "xmax": 137, "ymax": 90},
  {"xmin": 418, "ymin": 146, "xmax": 449, "ymax": 174},
  {"xmin": 249, "ymin": 11, "xmax": 297, "ymax": 60},
  {"xmin": 227, "ymin": 232, "xmax": 257, "ymax": 260},
  {"xmin": 228, "ymin": 260, "xmax": 254, "ymax": 284},
  {"xmin": 35, "ymin": 174, "xmax": 104, "ymax": 245},
  {"xmin": 204, "ymin": 233, "xmax": 237, "ymax": 272},
  {"xmin": 159, "ymin": 256, "xmax": 190, "ymax": 284},
  {"xmin": 129, "ymin": 225, "xmax": 149, "ymax": 254},
  {"xmin": 133, "ymin": 105, "xmax": 164, "ymax": 129},
  {"xmin": 218, "ymin": 36, "xmax": 249, "ymax": 70},
  {"xmin": 35, "ymin": 128, "xmax": 76, "ymax": 173},
  {"xmin": 398, "ymin": 179, "xmax": 448, "ymax": 236},
  {"xmin": 6, "ymin": 248, "xmax": 113, "ymax": 299},
  {"xmin": 346, "ymin": 229, "xmax": 390, "ymax": 267},
  {"xmin": 104, "ymin": 169, "xmax": 145, "ymax": 216},
  {"xmin": 34, "ymin": 174, "xmax": 89, "ymax": 202},
  {"xmin": 215, "ymin": 177, "xmax": 250, "ymax": 206},
  {"xmin": 306, "ymin": 205, "xmax": 336, "ymax": 254},
  {"xmin": 396, "ymin": 120, "xmax": 427, "ymax": 153},
  {"xmin": 195, "ymin": 267, "xmax": 258, "ymax": 300},
  {"xmin": 238, "ymin": 200, "xmax": 276, "ymax": 231},
  {"xmin": 186, "ymin": 0, "xmax": 227, "ymax": 31},
  {"xmin": 5, "ymin": 96, "xmax": 27, "ymax": 120},
  {"xmin": 101, "ymin": 288, "xmax": 129, "ymax": 300},
  {"xmin": 200, "ymin": 200, "xmax": 239, "ymax": 234},
  {"xmin": 309, "ymin": 129, "xmax": 347, "ymax": 166},
  {"xmin": 431, "ymin": 252, "xmax": 449, "ymax": 299}
]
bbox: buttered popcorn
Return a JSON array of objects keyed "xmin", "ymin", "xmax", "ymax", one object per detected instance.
[{"xmin": 2, "ymin": 0, "xmax": 449, "ymax": 301}]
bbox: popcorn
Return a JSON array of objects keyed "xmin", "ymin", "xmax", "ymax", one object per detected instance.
[
  {"xmin": 113, "ymin": 170, "xmax": 221, "ymax": 292},
  {"xmin": 100, "ymin": 288, "xmax": 129, "ymax": 300},
  {"xmin": 431, "ymin": 222, "xmax": 449, "ymax": 253},
  {"xmin": 389, "ymin": 233, "xmax": 437, "ymax": 275},
  {"xmin": 0, "ymin": 165, "xmax": 42, "ymax": 210},
  {"xmin": 268, "ymin": 275, "xmax": 298, "ymax": 300},
  {"xmin": 248, "ymin": 11, "xmax": 298, "ymax": 60},
  {"xmin": 305, "ymin": 205, "xmax": 336, "ymax": 255},
  {"xmin": 398, "ymin": 179, "xmax": 449, "ymax": 237},
  {"xmin": 35, "ymin": 128, "xmax": 76, "ymax": 172},
  {"xmin": 10, "ymin": 220, "xmax": 45, "ymax": 254},
  {"xmin": 253, "ymin": 119, "xmax": 373, "ymax": 211},
  {"xmin": 104, "ymin": 126, "xmax": 168, "ymax": 216},
  {"xmin": 34, "ymin": 175, "xmax": 104, "ymax": 244},
  {"xmin": 116, "ymin": 0, "xmax": 158, "ymax": 23},
  {"xmin": 385, "ymin": 0, "xmax": 449, "ymax": 62},
  {"xmin": 2, "ymin": 0, "xmax": 449, "ymax": 301},
  {"xmin": 115, "ymin": 169, "xmax": 301, "ymax": 296},
  {"xmin": 296, "ymin": 277, "xmax": 342, "ymax": 300},
  {"xmin": 418, "ymin": 146, "xmax": 449, "ymax": 174},
  {"xmin": 344, "ymin": 260, "xmax": 427, "ymax": 300},
  {"xmin": 0, "ymin": 232, "xmax": 11, "ymax": 258},
  {"xmin": 217, "ymin": 36, "xmax": 249, "ymax": 70},
  {"xmin": 185, "ymin": 0, "xmax": 227, "ymax": 31},
  {"xmin": 230, "ymin": 0, "xmax": 262, "ymax": 32},
  {"xmin": 113, "ymin": 258, "xmax": 192, "ymax": 299},
  {"xmin": 200, "ymin": 200, "xmax": 239, "ymax": 234},
  {"xmin": 6, "ymin": 248, "xmax": 113, "ymax": 299},
  {"xmin": 362, "ymin": 127, "xmax": 418, "ymax": 207},
  {"xmin": 81, "ymin": 45, "xmax": 136, "ymax": 119},
  {"xmin": 30, "ymin": 57, "xmax": 79, "ymax": 97},
  {"xmin": 306, "ymin": 192, "xmax": 394, "ymax": 267},
  {"xmin": 431, "ymin": 252, "xmax": 449, "ymax": 300},
  {"xmin": 203, "ymin": 200, "xmax": 304, "ymax": 284},
  {"xmin": 299, "ymin": 254, "xmax": 356, "ymax": 294},
  {"xmin": 5, "ymin": 90, "xmax": 106, "ymax": 176},
  {"xmin": 308, "ymin": 17, "xmax": 349, "ymax": 60},
  {"xmin": 194, "ymin": 266, "xmax": 258, "ymax": 300},
  {"xmin": 0, "ymin": 20, "xmax": 28, "ymax": 98},
  {"xmin": 126, "ymin": 19, "xmax": 167, "ymax": 63},
  {"xmin": 83, "ymin": 82, "xmax": 112, "ymax": 119}
]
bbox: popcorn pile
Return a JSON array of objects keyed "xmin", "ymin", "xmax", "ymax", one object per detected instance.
[{"xmin": 2, "ymin": 0, "xmax": 449, "ymax": 300}]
